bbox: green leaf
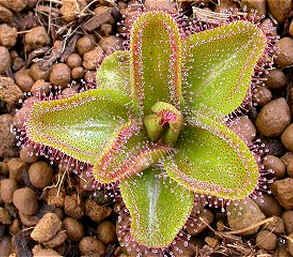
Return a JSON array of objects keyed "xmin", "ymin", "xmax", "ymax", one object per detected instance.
[
  {"xmin": 130, "ymin": 11, "xmax": 183, "ymax": 115},
  {"xmin": 183, "ymin": 21, "xmax": 267, "ymax": 116},
  {"xmin": 94, "ymin": 139, "xmax": 174, "ymax": 184},
  {"xmin": 96, "ymin": 50, "xmax": 130, "ymax": 95},
  {"xmin": 26, "ymin": 88, "xmax": 137, "ymax": 166},
  {"xmin": 120, "ymin": 168, "xmax": 194, "ymax": 248},
  {"xmin": 164, "ymin": 113, "xmax": 259, "ymax": 200}
]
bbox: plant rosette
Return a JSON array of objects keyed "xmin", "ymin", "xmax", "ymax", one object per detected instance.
[{"xmin": 16, "ymin": 6, "xmax": 276, "ymax": 257}]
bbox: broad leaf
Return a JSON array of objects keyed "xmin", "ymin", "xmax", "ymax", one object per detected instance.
[
  {"xmin": 164, "ymin": 113, "xmax": 259, "ymax": 200},
  {"xmin": 120, "ymin": 168, "xmax": 194, "ymax": 248},
  {"xmin": 96, "ymin": 50, "xmax": 130, "ymax": 95},
  {"xmin": 94, "ymin": 139, "xmax": 173, "ymax": 184},
  {"xmin": 26, "ymin": 88, "xmax": 138, "ymax": 165},
  {"xmin": 183, "ymin": 21, "xmax": 266, "ymax": 116},
  {"xmin": 130, "ymin": 11, "xmax": 183, "ymax": 115}
]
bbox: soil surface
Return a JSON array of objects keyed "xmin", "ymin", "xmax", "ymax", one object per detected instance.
[{"xmin": 1, "ymin": 0, "xmax": 293, "ymax": 257}]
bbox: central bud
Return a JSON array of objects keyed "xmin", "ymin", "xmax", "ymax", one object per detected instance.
[{"xmin": 143, "ymin": 102, "xmax": 183, "ymax": 146}]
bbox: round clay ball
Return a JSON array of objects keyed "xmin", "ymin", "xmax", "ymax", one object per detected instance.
[
  {"xmin": 29, "ymin": 63, "xmax": 49, "ymax": 81},
  {"xmin": 96, "ymin": 220, "xmax": 116, "ymax": 244},
  {"xmin": 63, "ymin": 217, "xmax": 84, "ymax": 241},
  {"xmin": 24, "ymin": 26, "xmax": 49, "ymax": 51},
  {"xmin": 13, "ymin": 187, "xmax": 38, "ymax": 215},
  {"xmin": 79, "ymin": 236, "xmax": 105, "ymax": 256},
  {"xmin": 66, "ymin": 53, "xmax": 82, "ymax": 68},
  {"xmin": 49, "ymin": 63, "xmax": 71, "ymax": 87},
  {"xmin": 256, "ymin": 230, "xmax": 277, "ymax": 250},
  {"xmin": 76, "ymin": 35, "xmax": 96, "ymax": 55},
  {"xmin": 0, "ymin": 178, "xmax": 17, "ymax": 203},
  {"xmin": 281, "ymin": 124, "xmax": 293, "ymax": 152},
  {"xmin": 28, "ymin": 161, "xmax": 53, "ymax": 189},
  {"xmin": 0, "ymin": 46, "xmax": 10, "ymax": 73}
]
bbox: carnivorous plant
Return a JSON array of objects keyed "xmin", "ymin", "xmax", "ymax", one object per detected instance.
[{"xmin": 19, "ymin": 8, "xmax": 275, "ymax": 256}]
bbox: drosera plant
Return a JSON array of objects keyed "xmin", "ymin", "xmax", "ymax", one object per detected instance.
[{"xmin": 16, "ymin": 7, "xmax": 277, "ymax": 257}]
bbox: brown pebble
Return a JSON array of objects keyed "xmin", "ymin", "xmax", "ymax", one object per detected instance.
[
  {"xmin": 263, "ymin": 216, "xmax": 285, "ymax": 234},
  {"xmin": 275, "ymin": 37, "xmax": 293, "ymax": 68},
  {"xmin": 66, "ymin": 53, "xmax": 82, "ymax": 68},
  {"xmin": 83, "ymin": 46, "xmax": 104, "ymax": 70},
  {"xmin": 84, "ymin": 70, "xmax": 96, "ymax": 83},
  {"xmin": 71, "ymin": 66, "xmax": 84, "ymax": 80},
  {"xmin": 266, "ymin": 69, "xmax": 287, "ymax": 89},
  {"xmin": 31, "ymin": 212, "xmax": 62, "ymax": 243},
  {"xmin": 256, "ymin": 98, "xmax": 291, "ymax": 137},
  {"xmin": 64, "ymin": 193, "xmax": 84, "ymax": 219},
  {"xmin": 15, "ymin": 69, "xmax": 34, "ymax": 92},
  {"xmin": 263, "ymin": 155, "xmax": 286, "ymax": 179},
  {"xmin": 281, "ymin": 124, "xmax": 293, "ymax": 152},
  {"xmin": 144, "ymin": 0, "xmax": 176, "ymax": 11},
  {"xmin": 7, "ymin": 158, "xmax": 27, "ymax": 183},
  {"xmin": 24, "ymin": 26, "xmax": 50, "ymax": 51},
  {"xmin": 253, "ymin": 86, "xmax": 272, "ymax": 106},
  {"xmin": 287, "ymin": 161, "xmax": 293, "ymax": 177},
  {"xmin": 79, "ymin": 236, "xmax": 105, "ymax": 256},
  {"xmin": 0, "ymin": 114, "xmax": 17, "ymax": 158},
  {"xmin": 31, "ymin": 80, "xmax": 51, "ymax": 96},
  {"xmin": 49, "ymin": 63, "xmax": 71, "ymax": 87},
  {"xmin": 76, "ymin": 35, "xmax": 96, "ymax": 56},
  {"xmin": 254, "ymin": 194, "xmax": 282, "ymax": 217},
  {"xmin": 43, "ymin": 230, "xmax": 67, "ymax": 248},
  {"xmin": 1, "ymin": 0, "xmax": 27, "ymax": 12},
  {"xmin": 256, "ymin": 230, "xmax": 277, "ymax": 250},
  {"xmin": 100, "ymin": 23, "xmax": 113, "ymax": 36},
  {"xmin": 85, "ymin": 199, "xmax": 112, "ymax": 223},
  {"xmin": 0, "ymin": 76, "xmax": 22, "ymax": 110},
  {"xmin": 29, "ymin": 63, "xmax": 49, "ymax": 81},
  {"xmin": 0, "ymin": 5, "xmax": 13, "ymax": 23},
  {"xmin": 282, "ymin": 211, "xmax": 293, "ymax": 234},
  {"xmin": 45, "ymin": 188, "xmax": 65, "ymax": 208},
  {"xmin": 19, "ymin": 145, "xmax": 38, "ymax": 163},
  {"xmin": 227, "ymin": 198, "xmax": 265, "ymax": 235},
  {"xmin": 0, "ymin": 207, "xmax": 11, "ymax": 225},
  {"xmin": 272, "ymin": 178, "xmax": 293, "ymax": 209},
  {"xmin": 28, "ymin": 161, "xmax": 53, "ymax": 189},
  {"xmin": 281, "ymin": 152, "xmax": 293, "ymax": 166},
  {"xmin": 0, "ymin": 46, "xmax": 11, "ymax": 74},
  {"xmin": 99, "ymin": 36, "xmax": 122, "ymax": 55},
  {"xmin": 267, "ymin": 0, "xmax": 292, "ymax": 23},
  {"xmin": 0, "ymin": 179, "xmax": 17, "ymax": 204},
  {"xmin": 0, "ymin": 24, "xmax": 17, "ymax": 48},
  {"xmin": 60, "ymin": 0, "xmax": 86, "ymax": 22},
  {"xmin": 33, "ymin": 247, "xmax": 61, "ymax": 257},
  {"xmin": 97, "ymin": 220, "xmax": 116, "ymax": 244},
  {"xmin": 61, "ymin": 87, "xmax": 77, "ymax": 98},
  {"xmin": 63, "ymin": 217, "xmax": 84, "ymax": 241},
  {"xmin": 94, "ymin": 6, "xmax": 115, "ymax": 24},
  {"xmin": 13, "ymin": 187, "xmax": 38, "ymax": 215}
]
